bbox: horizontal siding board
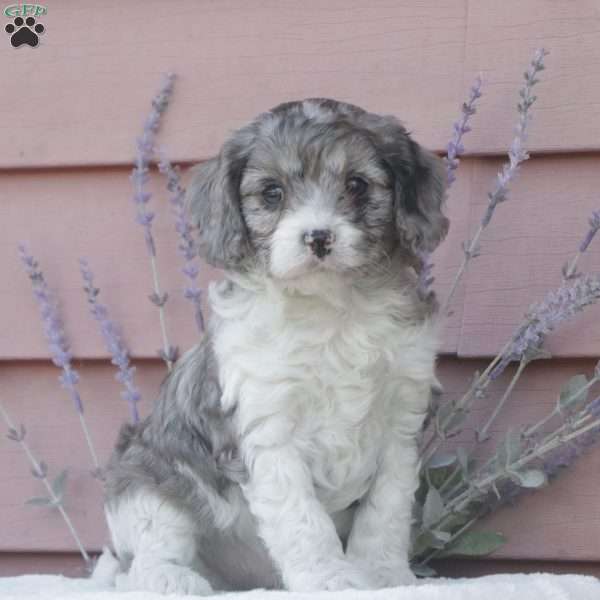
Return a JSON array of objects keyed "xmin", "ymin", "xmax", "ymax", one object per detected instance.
[
  {"xmin": 2, "ymin": 357, "xmax": 600, "ymax": 560},
  {"xmin": 0, "ymin": 0, "xmax": 467, "ymax": 168},
  {"xmin": 2, "ymin": 156, "xmax": 597, "ymax": 361},
  {"xmin": 0, "ymin": 163, "xmax": 467, "ymax": 359},
  {"xmin": 3, "ymin": 1, "xmax": 599, "ymax": 168},
  {"xmin": 464, "ymin": 0, "xmax": 600, "ymax": 155},
  {"xmin": 457, "ymin": 155, "xmax": 600, "ymax": 358}
]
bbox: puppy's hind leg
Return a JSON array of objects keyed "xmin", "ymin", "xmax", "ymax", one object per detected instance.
[{"xmin": 106, "ymin": 490, "xmax": 213, "ymax": 595}]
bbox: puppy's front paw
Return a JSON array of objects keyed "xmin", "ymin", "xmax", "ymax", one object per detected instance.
[
  {"xmin": 324, "ymin": 567, "xmax": 379, "ymax": 591},
  {"xmin": 377, "ymin": 566, "xmax": 417, "ymax": 588},
  {"xmin": 126, "ymin": 562, "xmax": 213, "ymax": 595},
  {"xmin": 350, "ymin": 559, "xmax": 417, "ymax": 588},
  {"xmin": 287, "ymin": 560, "xmax": 377, "ymax": 592}
]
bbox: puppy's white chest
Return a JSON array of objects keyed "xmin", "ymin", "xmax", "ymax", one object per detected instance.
[
  {"xmin": 215, "ymin": 288, "xmax": 398, "ymax": 500},
  {"xmin": 285, "ymin": 335, "xmax": 388, "ymax": 511},
  {"xmin": 212, "ymin": 276, "xmax": 435, "ymax": 511}
]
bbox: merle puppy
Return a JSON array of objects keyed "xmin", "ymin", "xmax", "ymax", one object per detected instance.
[{"xmin": 101, "ymin": 98, "xmax": 448, "ymax": 594}]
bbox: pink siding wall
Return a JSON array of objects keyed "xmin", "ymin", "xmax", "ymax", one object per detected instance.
[{"xmin": 2, "ymin": 0, "xmax": 600, "ymax": 572}]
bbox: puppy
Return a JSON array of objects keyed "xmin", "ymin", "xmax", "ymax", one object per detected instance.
[{"xmin": 102, "ymin": 98, "xmax": 448, "ymax": 594}]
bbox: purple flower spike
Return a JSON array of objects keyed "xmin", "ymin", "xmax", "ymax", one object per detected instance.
[
  {"xmin": 158, "ymin": 154, "xmax": 206, "ymax": 334},
  {"xmin": 418, "ymin": 76, "xmax": 483, "ymax": 303},
  {"xmin": 18, "ymin": 244, "xmax": 84, "ymax": 415},
  {"xmin": 492, "ymin": 274, "xmax": 600, "ymax": 379},
  {"xmin": 80, "ymin": 259, "xmax": 141, "ymax": 424},
  {"xmin": 129, "ymin": 73, "xmax": 179, "ymax": 371},
  {"xmin": 579, "ymin": 210, "xmax": 600, "ymax": 254},
  {"xmin": 587, "ymin": 395, "xmax": 600, "ymax": 418},
  {"xmin": 481, "ymin": 49, "xmax": 548, "ymax": 228},
  {"xmin": 445, "ymin": 75, "xmax": 483, "ymax": 187},
  {"xmin": 131, "ymin": 72, "xmax": 176, "ymax": 259}
]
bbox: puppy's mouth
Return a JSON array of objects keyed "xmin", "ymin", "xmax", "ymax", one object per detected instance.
[
  {"xmin": 270, "ymin": 253, "xmax": 332, "ymax": 281},
  {"xmin": 269, "ymin": 244, "xmax": 366, "ymax": 282}
]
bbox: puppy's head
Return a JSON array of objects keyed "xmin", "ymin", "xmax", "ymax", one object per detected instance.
[{"xmin": 187, "ymin": 98, "xmax": 448, "ymax": 280}]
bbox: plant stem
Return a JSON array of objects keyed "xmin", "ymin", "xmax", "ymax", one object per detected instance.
[
  {"xmin": 442, "ymin": 379, "xmax": 598, "ymax": 503},
  {"xmin": 438, "ymin": 463, "xmax": 462, "ymax": 495},
  {"xmin": 563, "ymin": 251, "xmax": 583, "ymax": 281},
  {"xmin": 416, "ymin": 404, "xmax": 600, "ymax": 545},
  {"xmin": 78, "ymin": 412, "xmax": 100, "ymax": 473},
  {"xmin": 524, "ymin": 376, "xmax": 599, "ymax": 438},
  {"xmin": 149, "ymin": 253, "xmax": 173, "ymax": 372},
  {"xmin": 477, "ymin": 359, "xmax": 527, "ymax": 442},
  {"xmin": 0, "ymin": 402, "xmax": 91, "ymax": 565},
  {"xmin": 449, "ymin": 416, "xmax": 600, "ymax": 516},
  {"xmin": 442, "ymin": 222, "xmax": 484, "ymax": 315},
  {"xmin": 421, "ymin": 341, "xmax": 512, "ymax": 464}
]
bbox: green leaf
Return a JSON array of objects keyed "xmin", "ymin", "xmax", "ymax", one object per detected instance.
[
  {"xmin": 559, "ymin": 374, "xmax": 589, "ymax": 411},
  {"xmin": 436, "ymin": 401, "xmax": 467, "ymax": 434},
  {"xmin": 25, "ymin": 496, "xmax": 53, "ymax": 507},
  {"xmin": 427, "ymin": 465, "xmax": 455, "ymax": 490},
  {"xmin": 456, "ymin": 447, "xmax": 469, "ymax": 477},
  {"xmin": 412, "ymin": 563, "xmax": 437, "ymax": 578},
  {"xmin": 440, "ymin": 511, "xmax": 472, "ymax": 532},
  {"xmin": 439, "ymin": 530, "xmax": 506, "ymax": 558},
  {"xmin": 510, "ymin": 468, "xmax": 547, "ymax": 489},
  {"xmin": 411, "ymin": 530, "xmax": 440, "ymax": 557},
  {"xmin": 430, "ymin": 529, "xmax": 451, "ymax": 544},
  {"xmin": 422, "ymin": 486, "xmax": 445, "ymax": 529},
  {"xmin": 427, "ymin": 453, "xmax": 456, "ymax": 470},
  {"xmin": 496, "ymin": 428, "xmax": 521, "ymax": 469},
  {"xmin": 51, "ymin": 469, "xmax": 68, "ymax": 499},
  {"xmin": 524, "ymin": 347, "xmax": 552, "ymax": 363}
]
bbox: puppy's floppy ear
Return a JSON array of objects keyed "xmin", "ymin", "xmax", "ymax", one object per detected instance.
[
  {"xmin": 397, "ymin": 139, "xmax": 449, "ymax": 254},
  {"xmin": 359, "ymin": 113, "xmax": 448, "ymax": 255},
  {"xmin": 186, "ymin": 130, "xmax": 255, "ymax": 268}
]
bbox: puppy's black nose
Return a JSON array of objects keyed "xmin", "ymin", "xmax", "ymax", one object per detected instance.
[{"xmin": 303, "ymin": 229, "xmax": 334, "ymax": 259}]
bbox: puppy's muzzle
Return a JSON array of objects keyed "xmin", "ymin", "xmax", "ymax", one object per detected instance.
[{"xmin": 303, "ymin": 229, "xmax": 334, "ymax": 259}]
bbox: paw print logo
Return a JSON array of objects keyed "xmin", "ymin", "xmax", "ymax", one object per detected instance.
[{"xmin": 5, "ymin": 16, "xmax": 45, "ymax": 48}]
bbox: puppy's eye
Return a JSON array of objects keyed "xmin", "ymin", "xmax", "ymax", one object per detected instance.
[
  {"xmin": 346, "ymin": 176, "xmax": 369, "ymax": 197},
  {"xmin": 262, "ymin": 184, "xmax": 284, "ymax": 208}
]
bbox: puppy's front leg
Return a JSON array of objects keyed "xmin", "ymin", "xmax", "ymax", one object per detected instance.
[
  {"xmin": 346, "ymin": 434, "xmax": 420, "ymax": 587},
  {"xmin": 242, "ymin": 444, "xmax": 375, "ymax": 592}
]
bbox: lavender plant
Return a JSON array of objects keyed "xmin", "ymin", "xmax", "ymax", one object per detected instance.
[
  {"xmin": 412, "ymin": 48, "xmax": 600, "ymax": 570},
  {"xmin": 413, "ymin": 269, "xmax": 600, "ymax": 570},
  {"xmin": 18, "ymin": 244, "xmax": 102, "ymax": 479},
  {"xmin": 444, "ymin": 75, "xmax": 483, "ymax": 187},
  {"xmin": 131, "ymin": 72, "xmax": 179, "ymax": 371},
  {"xmin": 417, "ymin": 75, "xmax": 483, "ymax": 302},
  {"xmin": 421, "ymin": 48, "xmax": 550, "ymax": 464},
  {"xmin": 442, "ymin": 49, "xmax": 549, "ymax": 315},
  {"xmin": 79, "ymin": 259, "xmax": 142, "ymax": 424},
  {"xmin": 563, "ymin": 210, "xmax": 600, "ymax": 281}
]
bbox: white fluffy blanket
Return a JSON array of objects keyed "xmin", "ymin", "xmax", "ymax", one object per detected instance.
[{"xmin": 0, "ymin": 573, "xmax": 598, "ymax": 600}]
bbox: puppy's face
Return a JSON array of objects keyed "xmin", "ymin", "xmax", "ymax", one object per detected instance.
[
  {"xmin": 239, "ymin": 124, "xmax": 395, "ymax": 279},
  {"xmin": 187, "ymin": 99, "xmax": 448, "ymax": 280}
]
